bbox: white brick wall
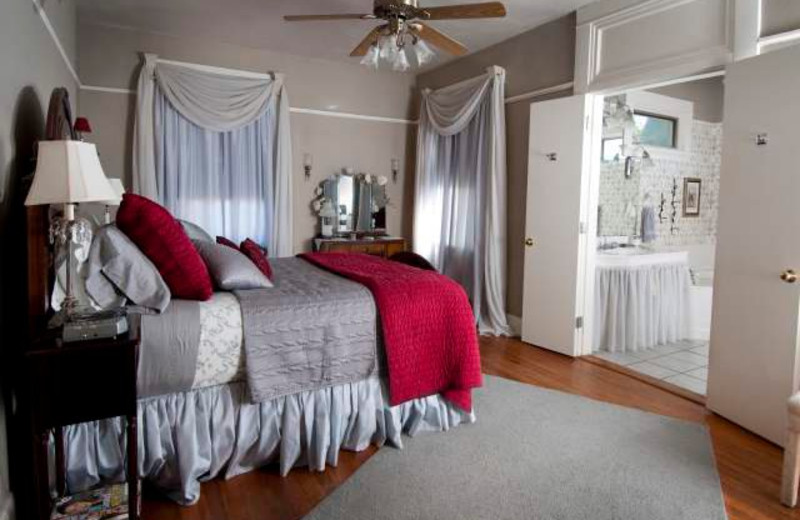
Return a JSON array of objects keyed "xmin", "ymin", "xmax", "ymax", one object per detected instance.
[{"xmin": 598, "ymin": 121, "xmax": 722, "ymax": 247}]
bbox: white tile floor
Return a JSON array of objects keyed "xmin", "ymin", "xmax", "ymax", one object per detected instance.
[{"xmin": 593, "ymin": 340, "xmax": 709, "ymax": 395}]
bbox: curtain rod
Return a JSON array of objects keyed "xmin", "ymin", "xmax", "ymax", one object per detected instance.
[
  {"xmin": 154, "ymin": 57, "xmax": 278, "ymax": 81},
  {"xmin": 422, "ymin": 65, "xmax": 506, "ymax": 95}
]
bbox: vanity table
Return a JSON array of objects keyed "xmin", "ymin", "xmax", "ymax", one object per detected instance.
[
  {"xmin": 313, "ymin": 170, "xmax": 404, "ymax": 258},
  {"xmin": 314, "ymin": 237, "xmax": 406, "ymax": 258}
]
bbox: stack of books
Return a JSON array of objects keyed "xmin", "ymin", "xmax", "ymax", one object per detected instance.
[{"xmin": 51, "ymin": 483, "xmax": 134, "ymax": 520}]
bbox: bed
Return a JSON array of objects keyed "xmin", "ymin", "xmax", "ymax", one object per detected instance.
[{"xmin": 26, "ymin": 210, "xmax": 479, "ymax": 505}]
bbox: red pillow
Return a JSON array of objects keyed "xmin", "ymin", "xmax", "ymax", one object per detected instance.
[
  {"xmin": 216, "ymin": 236, "xmax": 239, "ymax": 250},
  {"xmin": 116, "ymin": 194, "xmax": 213, "ymax": 300},
  {"xmin": 240, "ymin": 239, "xmax": 273, "ymax": 280}
]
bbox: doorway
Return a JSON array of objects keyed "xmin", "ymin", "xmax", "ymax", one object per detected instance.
[{"xmin": 586, "ymin": 76, "xmax": 724, "ymax": 397}]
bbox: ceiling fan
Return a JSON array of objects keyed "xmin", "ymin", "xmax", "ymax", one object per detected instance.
[{"xmin": 284, "ymin": 0, "xmax": 507, "ymax": 70}]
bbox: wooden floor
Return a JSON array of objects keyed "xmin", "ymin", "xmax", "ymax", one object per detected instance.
[{"xmin": 143, "ymin": 336, "xmax": 797, "ymax": 520}]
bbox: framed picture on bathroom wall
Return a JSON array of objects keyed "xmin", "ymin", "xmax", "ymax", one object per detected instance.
[{"xmin": 683, "ymin": 178, "xmax": 702, "ymax": 217}]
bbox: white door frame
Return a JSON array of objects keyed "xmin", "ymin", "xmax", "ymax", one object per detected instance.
[
  {"xmin": 576, "ymin": 68, "xmax": 730, "ymax": 357},
  {"xmin": 572, "ymin": 0, "xmax": 761, "ymax": 355}
]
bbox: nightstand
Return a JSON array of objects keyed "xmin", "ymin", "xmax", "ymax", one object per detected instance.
[{"xmin": 24, "ymin": 318, "xmax": 140, "ymax": 520}]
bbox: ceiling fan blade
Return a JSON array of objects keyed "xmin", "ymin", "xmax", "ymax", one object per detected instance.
[
  {"xmin": 284, "ymin": 14, "xmax": 376, "ymax": 21},
  {"xmin": 417, "ymin": 2, "xmax": 506, "ymax": 20},
  {"xmin": 410, "ymin": 23, "xmax": 468, "ymax": 56},
  {"xmin": 350, "ymin": 25, "xmax": 386, "ymax": 57}
]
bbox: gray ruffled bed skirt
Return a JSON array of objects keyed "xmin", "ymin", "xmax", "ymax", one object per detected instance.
[{"xmin": 62, "ymin": 378, "xmax": 475, "ymax": 505}]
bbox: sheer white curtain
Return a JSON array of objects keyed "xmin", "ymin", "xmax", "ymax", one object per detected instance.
[
  {"xmin": 414, "ymin": 66, "xmax": 511, "ymax": 336},
  {"xmin": 133, "ymin": 54, "xmax": 293, "ymax": 256}
]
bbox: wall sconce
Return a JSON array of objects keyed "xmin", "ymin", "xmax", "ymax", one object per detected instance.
[
  {"xmin": 303, "ymin": 153, "xmax": 313, "ymax": 180},
  {"xmin": 391, "ymin": 158, "xmax": 400, "ymax": 184}
]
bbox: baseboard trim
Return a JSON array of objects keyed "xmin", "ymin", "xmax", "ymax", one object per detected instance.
[
  {"xmin": 0, "ymin": 490, "xmax": 15, "ymax": 520},
  {"xmin": 506, "ymin": 314, "xmax": 521, "ymax": 337}
]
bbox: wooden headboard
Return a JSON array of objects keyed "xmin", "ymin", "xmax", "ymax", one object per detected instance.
[
  {"xmin": 26, "ymin": 206, "xmax": 52, "ymax": 337},
  {"xmin": 26, "ymin": 87, "xmax": 77, "ymax": 337}
]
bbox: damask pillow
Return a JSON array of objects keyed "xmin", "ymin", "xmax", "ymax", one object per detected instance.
[{"xmin": 116, "ymin": 194, "xmax": 213, "ymax": 301}]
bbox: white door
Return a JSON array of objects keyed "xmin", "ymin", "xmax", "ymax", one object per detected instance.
[
  {"xmin": 707, "ymin": 44, "xmax": 800, "ymax": 446},
  {"xmin": 521, "ymin": 95, "xmax": 601, "ymax": 356}
]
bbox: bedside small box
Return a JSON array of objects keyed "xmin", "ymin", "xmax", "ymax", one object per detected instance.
[{"xmin": 63, "ymin": 312, "xmax": 129, "ymax": 343}]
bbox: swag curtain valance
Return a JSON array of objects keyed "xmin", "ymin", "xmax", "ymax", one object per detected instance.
[
  {"xmin": 133, "ymin": 54, "xmax": 293, "ymax": 256},
  {"xmin": 414, "ymin": 66, "xmax": 510, "ymax": 336}
]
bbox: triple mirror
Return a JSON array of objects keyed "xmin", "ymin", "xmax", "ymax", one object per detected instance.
[{"xmin": 320, "ymin": 172, "xmax": 389, "ymax": 235}]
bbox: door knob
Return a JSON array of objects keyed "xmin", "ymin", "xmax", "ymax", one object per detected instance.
[
  {"xmin": 781, "ymin": 269, "xmax": 798, "ymax": 283},
  {"xmin": 525, "ymin": 237, "xmax": 535, "ymax": 247}
]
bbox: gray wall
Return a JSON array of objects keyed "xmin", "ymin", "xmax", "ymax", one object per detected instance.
[
  {"xmin": 649, "ymin": 76, "xmax": 724, "ymax": 123},
  {"xmin": 416, "ymin": 14, "xmax": 576, "ymax": 318},
  {"xmin": 761, "ymin": 0, "xmax": 800, "ymax": 37},
  {"xmin": 78, "ymin": 22, "xmax": 418, "ymax": 254},
  {"xmin": 0, "ymin": 1, "xmax": 78, "ymax": 518}
]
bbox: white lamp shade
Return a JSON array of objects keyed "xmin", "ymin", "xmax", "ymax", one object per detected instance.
[
  {"xmin": 25, "ymin": 140, "xmax": 116, "ymax": 206},
  {"xmin": 102, "ymin": 178, "xmax": 126, "ymax": 206}
]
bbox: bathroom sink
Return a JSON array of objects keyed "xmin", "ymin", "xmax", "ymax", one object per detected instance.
[
  {"xmin": 596, "ymin": 248, "xmax": 688, "ymax": 267},
  {"xmin": 600, "ymin": 246, "xmax": 651, "ymax": 256}
]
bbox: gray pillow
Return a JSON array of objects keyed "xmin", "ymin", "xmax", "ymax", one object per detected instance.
[
  {"xmin": 86, "ymin": 225, "xmax": 171, "ymax": 312},
  {"xmin": 179, "ymin": 219, "xmax": 214, "ymax": 242},
  {"xmin": 192, "ymin": 240, "xmax": 273, "ymax": 291}
]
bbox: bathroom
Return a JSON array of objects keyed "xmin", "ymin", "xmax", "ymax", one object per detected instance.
[{"xmin": 590, "ymin": 76, "xmax": 724, "ymax": 397}]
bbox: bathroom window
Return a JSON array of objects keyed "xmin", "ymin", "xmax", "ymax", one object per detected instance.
[
  {"xmin": 601, "ymin": 138, "xmax": 624, "ymax": 162},
  {"xmin": 633, "ymin": 112, "xmax": 677, "ymax": 149}
]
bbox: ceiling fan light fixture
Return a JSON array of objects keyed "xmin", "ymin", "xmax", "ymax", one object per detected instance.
[
  {"xmin": 360, "ymin": 44, "xmax": 381, "ymax": 69},
  {"xmin": 392, "ymin": 48, "xmax": 411, "ymax": 71},
  {"xmin": 379, "ymin": 35, "xmax": 398, "ymax": 61},
  {"xmin": 286, "ymin": 1, "xmax": 507, "ymax": 70},
  {"xmin": 413, "ymin": 39, "xmax": 436, "ymax": 66}
]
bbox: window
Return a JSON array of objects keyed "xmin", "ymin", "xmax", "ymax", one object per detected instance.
[
  {"xmin": 633, "ymin": 112, "xmax": 676, "ymax": 148},
  {"xmin": 602, "ymin": 137, "xmax": 624, "ymax": 162}
]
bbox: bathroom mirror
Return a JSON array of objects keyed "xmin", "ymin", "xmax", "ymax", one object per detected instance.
[{"xmin": 320, "ymin": 172, "xmax": 388, "ymax": 235}]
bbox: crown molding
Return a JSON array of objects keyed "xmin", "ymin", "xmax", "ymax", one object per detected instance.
[{"xmin": 32, "ymin": 0, "xmax": 80, "ymax": 86}]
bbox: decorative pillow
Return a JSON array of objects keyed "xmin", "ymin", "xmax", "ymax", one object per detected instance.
[
  {"xmin": 116, "ymin": 194, "xmax": 213, "ymax": 301},
  {"xmin": 180, "ymin": 219, "xmax": 214, "ymax": 243},
  {"xmin": 216, "ymin": 236, "xmax": 239, "ymax": 250},
  {"xmin": 193, "ymin": 240, "xmax": 273, "ymax": 291},
  {"xmin": 240, "ymin": 239, "xmax": 273, "ymax": 280},
  {"xmin": 85, "ymin": 225, "xmax": 172, "ymax": 312}
]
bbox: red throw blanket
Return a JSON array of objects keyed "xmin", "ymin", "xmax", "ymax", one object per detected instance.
[{"xmin": 299, "ymin": 252, "xmax": 482, "ymax": 411}]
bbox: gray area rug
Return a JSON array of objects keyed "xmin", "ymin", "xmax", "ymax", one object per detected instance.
[{"xmin": 305, "ymin": 375, "xmax": 727, "ymax": 520}]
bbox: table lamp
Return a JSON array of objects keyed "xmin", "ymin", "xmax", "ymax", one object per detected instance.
[
  {"xmin": 102, "ymin": 178, "xmax": 125, "ymax": 224},
  {"xmin": 319, "ymin": 199, "xmax": 337, "ymax": 237},
  {"xmin": 25, "ymin": 141, "xmax": 117, "ymax": 321}
]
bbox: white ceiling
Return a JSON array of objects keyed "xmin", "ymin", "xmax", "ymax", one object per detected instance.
[{"xmin": 76, "ymin": 0, "xmax": 589, "ymax": 70}]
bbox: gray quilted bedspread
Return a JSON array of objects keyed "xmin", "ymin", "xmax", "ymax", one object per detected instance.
[{"xmin": 235, "ymin": 257, "xmax": 378, "ymax": 402}]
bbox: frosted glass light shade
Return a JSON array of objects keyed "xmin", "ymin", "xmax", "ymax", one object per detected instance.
[
  {"xmin": 392, "ymin": 49, "xmax": 410, "ymax": 72},
  {"xmin": 25, "ymin": 141, "xmax": 116, "ymax": 206},
  {"xmin": 414, "ymin": 40, "xmax": 436, "ymax": 66},
  {"xmin": 102, "ymin": 178, "xmax": 126, "ymax": 206},
  {"xmin": 360, "ymin": 44, "xmax": 380, "ymax": 69}
]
